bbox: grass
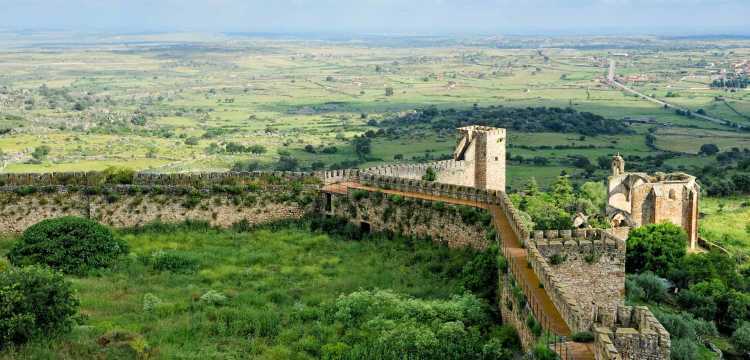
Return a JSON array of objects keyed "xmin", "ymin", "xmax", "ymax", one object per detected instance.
[
  {"xmin": 0, "ymin": 223, "xmax": 498, "ymax": 359},
  {"xmin": 700, "ymin": 197, "xmax": 750, "ymax": 253}
]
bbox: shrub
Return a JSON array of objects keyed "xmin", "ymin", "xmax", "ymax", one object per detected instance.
[
  {"xmin": 571, "ymin": 331, "xmax": 594, "ymax": 342},
  {"xmin": 150, "ymin": 250, "xmax": 199, "ymax": 273},
  {"xmin": 626, "ymin": 223, "xmax": 687, "ymax": 277},
  {"xmin": 200, "ymin": 290, "xmax": 228, "ymax": 305},
  {"xmin": 652, "ymin": 309, "xmax": 717, "ymax": 341},
  {"xmin": 0, "ymin": 266, "xmax": 79, "ymax": 348},
  {"xmin": 549, "ymin": 253, "xmax": 566, "ymax": 265},
  {"xmin": 143, "ymin": 293, "xmax": 163, "ymax": 312},
  {"xmin": 326, "ymin": 290, "xmax": 498, "ymax": 359},
  {"xmin": 531, "ymin": 343, "xmax": 558, "ymax": 360},
  {"xmin": 670, "ymin": 338, "xmax": 700, "ymax": 360},
  {"xmin": 628, "ymin": 272, "xmax": 668, "ymax": 302},
  {"xmin": 8, "ymin": 217, "xmax": 128, "ymax": 275},
  {"xmin": 102, "ymin": 166, "xmax": 135, "ymax": 185},
  {"xmin": 459, "ymin": 246, "xmax": 499, "ymax": 307},
  {"xmin": 732, "ymin": 322, "xmax": 750, "ymax": 353}
]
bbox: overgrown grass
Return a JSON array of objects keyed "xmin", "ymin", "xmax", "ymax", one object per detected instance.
[{"xmin": 0, "ymin": 222, "xmax": 508, "ymax": 359}]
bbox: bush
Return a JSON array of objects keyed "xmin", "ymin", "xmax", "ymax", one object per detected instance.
[
  {"xmin": 571, "ymin": 331, "xmax": 594, "ymax": 342},
  {"xmin": 671, "ymin": 338, "xmax": 700, "ymax": 360},
  {"xmin": 652, "ymin": 309, "xmax": 717, "ymax": 342},
  {"xmin": 732, "ymin": 322, "xmax": 750, "ymax": 353},
  {"xmin": 150, "ymin": 250, "xmax": 199, "ymax": 273},
  {"xmin": 531, "ymin": 343, "xmax": 558, "ymax": 360},
  {"xmin": 325, "ymin": 290, "xmax": 500, "ymax": 359},
  {"xmin": 626, "ymin": 223, "xmax": 687, "ymax": 277},
  {"xmin": 8, "ymin": 217, "xmax": 129, "ymax": 275},
  {"xmin": 102, "ymin": 166, "xmax": 135, "ymax": 185},
  {"xmin": 628, "ymin": 272, "xmax": 668, "ymax": 302},
  {"xmin": 0, "ymin": 266, "xmax": 79, "ymax": 348},
  {"xmin": 200, "ymin": 290, "xmax": 228, "ymax": 306},
  {"xmin": 459, "ymin": 246, "xmax": 499, "ymax": 307}
]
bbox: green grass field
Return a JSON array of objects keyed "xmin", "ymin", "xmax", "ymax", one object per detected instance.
[
  {"xmin": 1, "ymin": 34, "xmax": 749, "ymax": 177},
  {"xmin": 0, "ymin": 224, "xmax": 499, "ymax": 359},
  {"xmin": 700, "ymin": 197, "xmax": 750, "ymax": 254}
]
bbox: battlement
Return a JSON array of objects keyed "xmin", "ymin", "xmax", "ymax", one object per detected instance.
[
  {"xmin": 360, "ymin": 159, "xmax": 469, "ymax": 182},
  {"xmin": 457, "ymin": 125, "xmax": 507, "ymax": 137},
  {"xmin": 595, "ymin": 306, "xmax": 671, "ymax": 360},
  {"xmin": 526, "ymin": 229, "xmax": 627, "ymax": 333}
]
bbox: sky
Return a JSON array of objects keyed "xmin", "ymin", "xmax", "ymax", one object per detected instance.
[{"xmin": 1, "ymin": 0, "xmax": 748, "ymax": 35}]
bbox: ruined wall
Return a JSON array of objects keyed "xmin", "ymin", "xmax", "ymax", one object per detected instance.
[
  {"xmin": 526, "ymin": 229, "xmax": 626, "ymax": 333},
  {"xmin": 0, "ymin": 190, "xmax": 306, "ymax": 232},
  {"xmin": 0, "ymin": 172, "xmax": 320, "ymax": 232},
  {"xmin": 594, "ymin": 306, "xmax": 671, "ymax": 360},
  {"xmin": 328, "ymin": 188, "xmax": 492, "ymax": 249}
]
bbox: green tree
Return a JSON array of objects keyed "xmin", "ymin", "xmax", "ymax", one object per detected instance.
[
  {"xmin": 31, "ymin": 145, "xmax": 50, "ymax": 161},
  {"xmin": 352, "ymin": 136, "xmax": 371, "ymax": 159},
  {"xmin": 524, "ymin": 177, "xmax": 539, "ymax": 195},
  {"xmin": 422, "ymin": 167, "xmax": 437, "ymax": 182},
  {"xmin": 551, "ymin": 175, "xmax": 574, "ymax": 208},
  {"xmin": 699, "ymin": 144, "xmax": 720, "ymax": 156},
  {"xmin": 626, "ymin": 223, "xmax": 687, "ymax": 277},
  {"xmin": 733, "ymin": 322, "xmax": 750, "ymax": 353}
]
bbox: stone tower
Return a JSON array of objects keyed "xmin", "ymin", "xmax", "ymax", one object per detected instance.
[{"xmin": 453, "ymin": 126, "xmax": 506, "ymax": 191}]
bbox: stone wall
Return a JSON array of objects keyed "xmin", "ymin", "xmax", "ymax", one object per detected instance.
[
  {"xmin": 526, "ymin": 229, "xmax": 626, "ymax": 333},
  {"xmin": 327, "ymin": 188, "xmax": 492, "ymax": 249},
  {"xmin": 0, "ymin": 183, "xmax": 315, "ymax": 232},
  {"xmin": 499, "ymin": 272, "xmax": 540, "ymax": 349},
  {"xmin": 361, "ymin": 160, "xmax": 472, "ymax": 187},
  {"xmin": 594, "ymin": 306, "xmax": 671, "ymax": 360}
]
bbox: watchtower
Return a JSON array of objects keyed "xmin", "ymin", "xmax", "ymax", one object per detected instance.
[{"xmin": 453, "ymin": 126, "xmax": 506, "ymax": 191}]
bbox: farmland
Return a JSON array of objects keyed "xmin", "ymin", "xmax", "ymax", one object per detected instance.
[{"xmin": 0, "ymin": 32, "xmax": 748, "ymax": 190}]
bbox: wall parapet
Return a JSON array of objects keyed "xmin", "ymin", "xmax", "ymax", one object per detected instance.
[
  {"xmin": 531, "ymin": 229, "xmax": 626, "ymax": 252},
  {"xmin": 594, "ymin": 306, "xmax": 671, "ymax": 360},
  {"xmin": 361, "ymin": 159, "xmax": 467, "ymax": 179},
  {"xmin": 0, "ymin": 171, "xmax": 324, "ymax": 187},
  {"xmin": 525, "ymin": 229, "xmax": 627, "ymax": 334}
]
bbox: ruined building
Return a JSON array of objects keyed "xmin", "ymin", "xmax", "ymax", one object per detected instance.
[{"xmin": 607, "ymin": 154, "xmax": 700, "ymax": 249}]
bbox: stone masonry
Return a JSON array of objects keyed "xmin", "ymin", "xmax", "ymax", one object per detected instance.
[{"xmin": 607, "ymin": 154, "xmax": 700, "ymax": 249}]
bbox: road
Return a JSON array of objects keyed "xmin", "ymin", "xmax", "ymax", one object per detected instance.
[{"xmin": 605, "ymin": 59, "xmax": 741, "ymax": 129}]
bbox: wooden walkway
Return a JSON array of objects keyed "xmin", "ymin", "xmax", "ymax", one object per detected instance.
[{"xmin": 324, "ymin": 181, "xmax": 593, "ymax": 359}]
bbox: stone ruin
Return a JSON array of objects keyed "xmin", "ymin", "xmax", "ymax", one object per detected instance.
[{"xmin": 607, "ymin": 154, "xmax": 700, "ymax": 249}]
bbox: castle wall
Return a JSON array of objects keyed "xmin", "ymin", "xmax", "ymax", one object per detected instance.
[
  {"xmin": 0, "ymin": 189, "xmax": 309, "ymax": 232},
  {"xmin": 361, "ymin": 160, "xmax": 474, "ymax": 187},
  {"xmin": 0, "ymin": 172, "xmax": 320, "ymax": 232},
  {"xmin": 327, "ymin": 188, "xmax": 492, "ymax": 249},
  {"xmin": 525, "ymin": 230, "xmax": 625, "ymax": 333},
  {"xmin": 530, "ymin": 230, "xmax": 626, "ymax": 332},
  {"xmin": 594, "ymin": 306, "xmax": 671, "ymax": 360}
]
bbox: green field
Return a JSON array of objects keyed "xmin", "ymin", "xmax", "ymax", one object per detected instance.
[
  {"xmin": 700, "ymin": 197, "xmax": 750, "ymax": 254},
  {"xmin": 0, "ymin": 223, "xmax": 505, "ymax": 359},
  {"xmin": 0, "ymin": 32, "xmax": 749, "ymax": 182}
]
